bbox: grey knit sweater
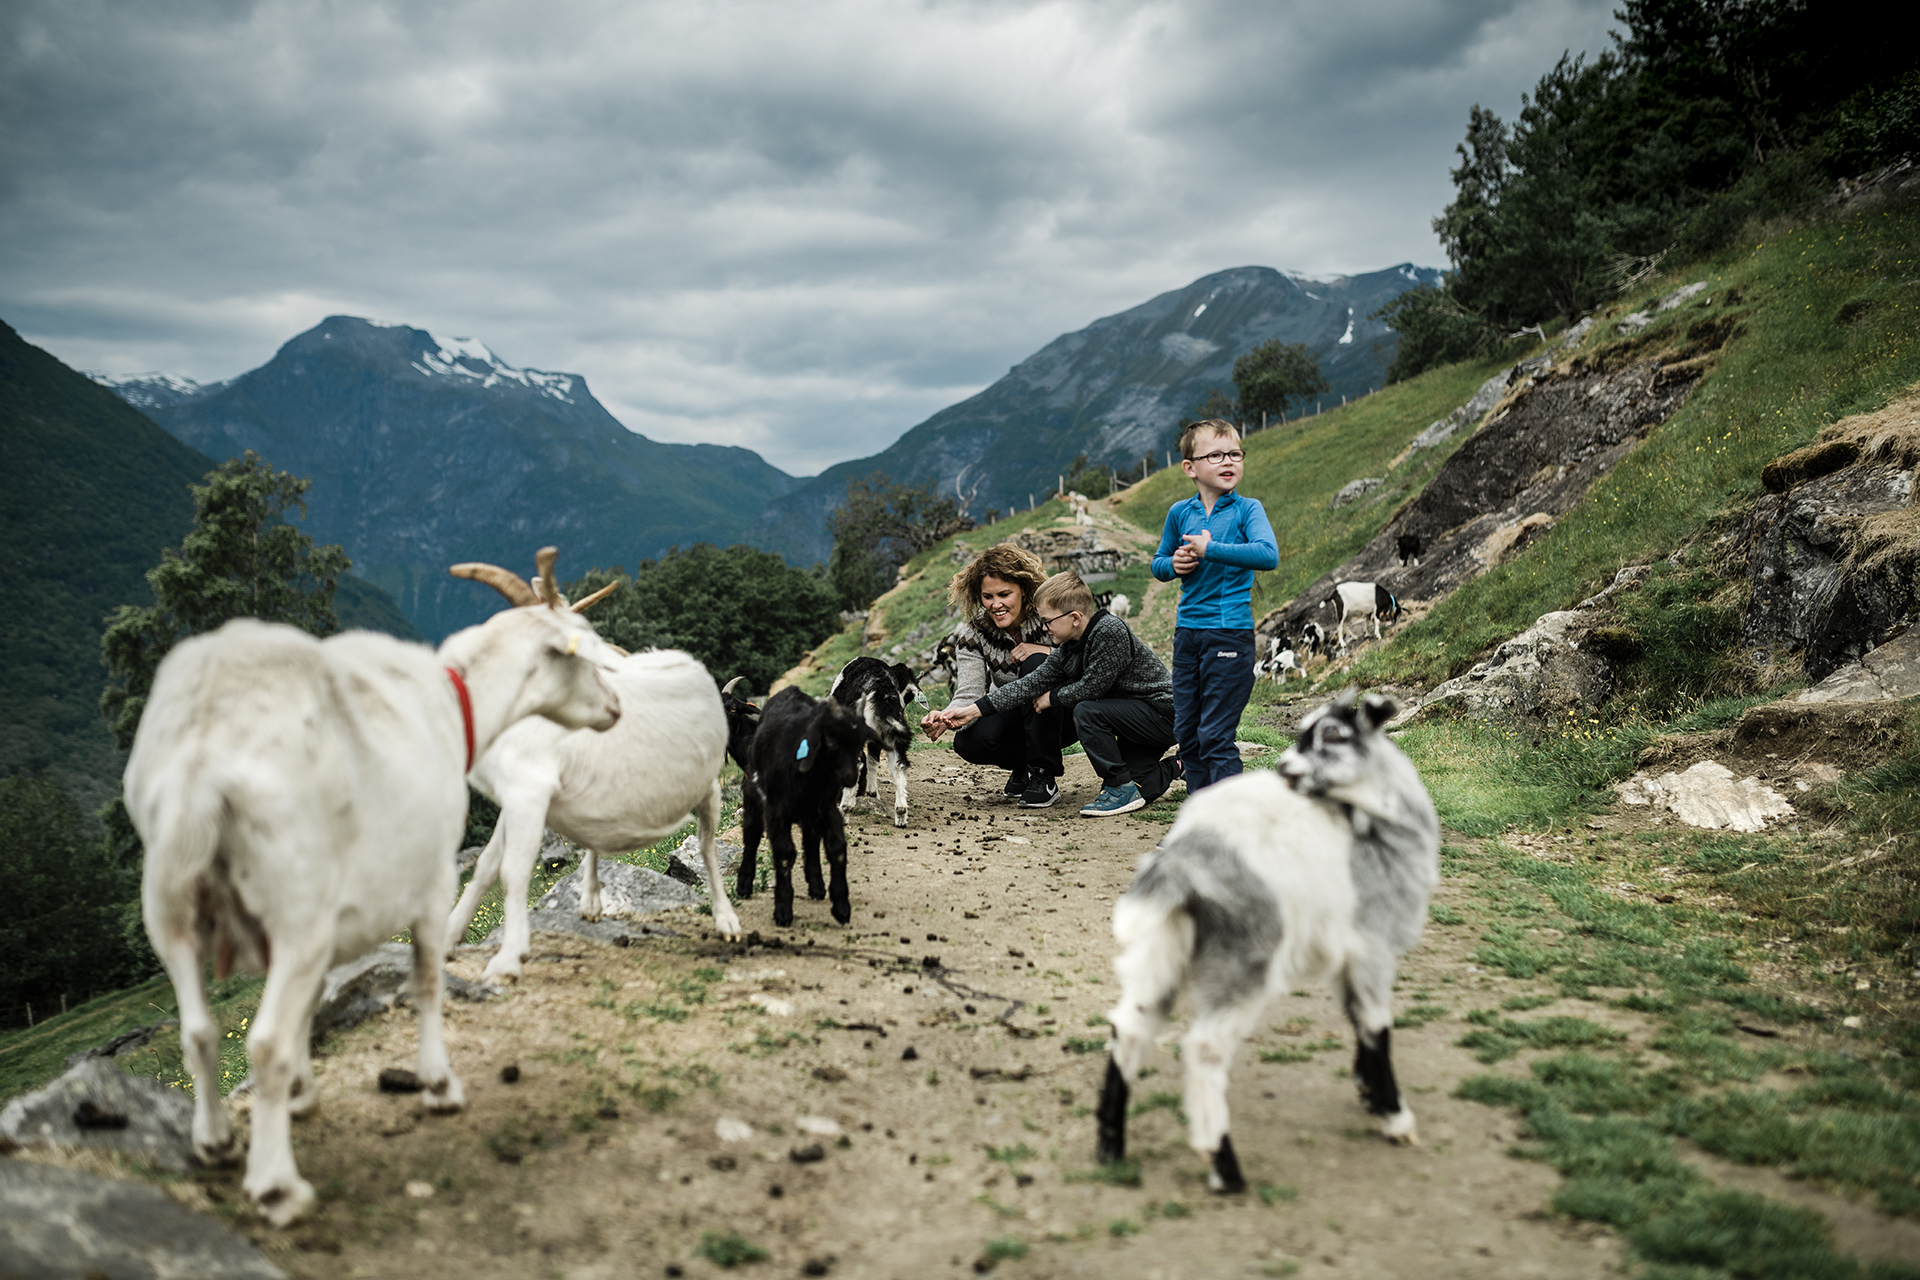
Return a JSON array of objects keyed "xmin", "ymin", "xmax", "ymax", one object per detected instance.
[{"xmin": 976, "ymin": 611, "xmax": 1173, "ymax": 718}]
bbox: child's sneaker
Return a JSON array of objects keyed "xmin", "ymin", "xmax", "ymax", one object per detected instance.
[
  {"xmin": 1020, "ymin": 775, "xmax": 1060, "ymax": 808},
  {"xmin": 1003, "ymin": 766, "xmax": 1028, "ymax": 797},
  {"xmin": 1080, "ymin": 782, "xmax": 1144, "ymax": 816}
]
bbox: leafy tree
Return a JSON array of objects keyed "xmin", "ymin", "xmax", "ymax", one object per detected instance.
[
  {"xmin": 1062, "ymin": 453, "xmax": 1117, "ymax": 496},
  {"xmin": 1232, "ymin": 341, "xmax": 1330, "ymax": 424},
  {"xmin": 567, "ymin": 544, "xmax": 840, "ymax": 696},
  {"xmin": 1373, "ymin": 287, "xmax": 1513, "ymax": 384},
  {"xmin": 826, "ymin": 472, "xmax": 971, "ymax": 612},
  {"xmin": 0, "ymin": 773, "xmax": 149, "ymax": 1030},
  {"xmin": 101, "ymin": 451, "xmax": 348, "ymax": 752}
]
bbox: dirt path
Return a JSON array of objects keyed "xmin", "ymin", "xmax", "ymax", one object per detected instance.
[{"xmin": 196, "ymin": 751, "xmax": 1650, "ymax": 1280}]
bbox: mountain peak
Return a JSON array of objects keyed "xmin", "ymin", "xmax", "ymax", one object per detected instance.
[
  {"xmin": 85, "ymin": 370, "xmax": 218, "ymax": 409},
  {"xmin": 296, "ymin": 316, "xmax": 578, "ymax": 404}
]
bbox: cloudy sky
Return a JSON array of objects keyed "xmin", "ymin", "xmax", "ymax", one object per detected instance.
[{"xmin": 3, "ymin": 0, "xmax": 1617, "ymax": 475}]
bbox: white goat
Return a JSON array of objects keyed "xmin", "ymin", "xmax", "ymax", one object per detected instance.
[
  {"xmin": 1328, "ymin": 581, "xmax": 1401, "ymax": 651},
  {"xmin": 1109, "ymin": 593, "xmax": 1132, "ymax": 620},
  {"xmin": 127, "ymin": 559, "xmax": 621, "ymax": 1226},
  {"xmin": 445, "ymin": 560, "xmax": 742, "ymax": 981},
  {"xmin": 1255, "ymin": 635, "xmax": 1303, "ymax": 684},
  {"xmin": 1096, "ymin": 691, "xmax": 1439, "ymax": 1193}
]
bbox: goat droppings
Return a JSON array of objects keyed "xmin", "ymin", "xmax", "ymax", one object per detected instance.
[
  {"xmin": 902, "ymin": 1047, "xmax": 919, "ymax": 1060},
  {"xmin": 499, "ymin": 1064, "xmax": 521, "ymax": 1084}
]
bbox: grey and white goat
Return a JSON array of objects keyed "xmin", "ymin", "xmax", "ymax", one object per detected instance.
[
  {"xmin": 829, "ymin": 656, "xmax": 923, "ymax": 828},
  {"xmin": 1096, "ymin": 690, "xmax": 1440, "ymax": 1193}
]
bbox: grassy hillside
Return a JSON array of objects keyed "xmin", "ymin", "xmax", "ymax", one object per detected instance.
[
  {"xmin": 1351, "ymin": 203, "xmax": 1920, "ymax": 692},
  {"xmin": 1112, "ymin": 351, "xmax": 1520, "ymax": 603},
  {"xmin": 0, "ymin": 320, "xmax": 217, "ymax": 809},
  {"xmin": 1, "ymin": 320, "xmax": 424, "ymax": 809}
]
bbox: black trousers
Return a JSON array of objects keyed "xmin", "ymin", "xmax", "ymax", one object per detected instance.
[
  {"xmin": 953, "ymin": 653, "xmax": 1077, "ymax": 778},
  {"xmin": 1072, "ymin": 698, "xmax": 1179, "ymax": 801}
]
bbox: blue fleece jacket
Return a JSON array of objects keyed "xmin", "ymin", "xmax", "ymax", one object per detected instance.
[{"xmin": 1150, "ymin": 489, "xmax": 1279, "ymax": 630}]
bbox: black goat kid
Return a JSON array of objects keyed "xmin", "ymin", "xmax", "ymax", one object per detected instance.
[{"xmin": 735, "ymin": 687, "xmax": 872, "ymax": 926}]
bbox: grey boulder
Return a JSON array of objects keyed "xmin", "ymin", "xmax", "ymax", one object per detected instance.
[{"xmin": 0, "ymin": 1158, "xmax": 284, "ymax": 1279}]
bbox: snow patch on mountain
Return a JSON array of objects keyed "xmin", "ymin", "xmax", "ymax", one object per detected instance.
[
  {"xmin": 1338, "ymin": 308, "xmax": 1355, "ymax": 345},
  {"xmin": 408, "ymin": 332, "xmax": 575, "ymax": 402},
  {"xmin": 1159, "ymin": 332, "xmax": 1220, "ymax": 364},
  {"xmin": 88, "ymin": 371, "xmax": 217, "ymax": 409}
]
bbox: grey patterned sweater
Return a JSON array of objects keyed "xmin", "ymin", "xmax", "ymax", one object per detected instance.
[
  {"xmin": 976, "ymin": 611, "xmax": 1173, "ymax": 718},
  {"xmin": 947, "ymin": 613, "xmax": 1051, "ymax": 711}
]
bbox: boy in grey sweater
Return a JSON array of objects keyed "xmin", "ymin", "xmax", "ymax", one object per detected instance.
[{"xmin": 928, "ymin": 573, "xmax": 1178, "ymax": 816}]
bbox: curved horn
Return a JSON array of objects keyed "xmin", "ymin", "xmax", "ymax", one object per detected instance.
[
  {"xmin": 722, "ymin": 676, "xmax": 747, "ymax": 697},
  {"xmin": 449, "ymin": 562, "xmax": 539, "ymax": 606},
  {"xmin": 534, "ymin": 546, "xmax": 561, "ymax": 608},
  {"xmin": 571, "ymin": 580, "xmax": 620, "ymax": 613}
]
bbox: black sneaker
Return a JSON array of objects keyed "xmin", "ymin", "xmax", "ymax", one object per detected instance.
[
  {"xmin": 1020, "ymin": 775, "xmax": 1060, "ymax": 808},
  {"xmin": 1004, "ymin": 767, "xmax": 1028, "ymax": 797}
]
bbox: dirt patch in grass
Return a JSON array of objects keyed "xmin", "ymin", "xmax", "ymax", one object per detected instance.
[{"xmin": 1634, "ymin": 698, "xmax": 1913, "ymax": 779}]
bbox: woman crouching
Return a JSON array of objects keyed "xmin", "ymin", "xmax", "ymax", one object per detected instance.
[{"xmin": 922, "ymin": 542, "xmax": 1075, "ymax": 807}]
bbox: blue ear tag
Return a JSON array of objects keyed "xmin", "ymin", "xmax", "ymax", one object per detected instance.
[{"xmin": 796, "ymin": 739, "xmax": 810, "ymax": 760}]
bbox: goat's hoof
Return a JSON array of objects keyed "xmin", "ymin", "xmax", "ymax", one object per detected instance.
[
  {"xmin": 830, "ymin": 902, "xmax": 851, "ymax": 925},
  {"xmin": 805, "ymin": 884, "xmax": 827, "ymax": 901},
  {"xmin": 712, "ymin": 909, "xmax": 743, "ymax": 940},
  {"xmin": 194, "ymin": 1133, "xmax": 243, "ymax": 1166},
  {"xmin": 1380, "ymin": 1109, "xmax": 1418, "ymax": 1145},
  {"xmin": 421, "ymin": 1075, "xmax": 465, "ymax": 1114},
  {"xmin": 249, "ymin": 1176, "xmax": 317, "ymax": 1227},
  {"xmin": 481, "ymin": 956, "xmax": 525, "ymax": 983},
  {"xmin": 892, "ymin": 810, "xmax": 907, "ymax": 828}
]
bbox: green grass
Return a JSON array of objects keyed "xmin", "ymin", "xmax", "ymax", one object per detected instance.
[
  {"xmin": 0, "ymin": 973, "xmax": 261, "ymax": 1105},
  {"xmin": 1113, "ymin": 353, "xmax": 1519, "ymax": 606},
  {"xmin": 695, "ymin": 1230, "xmax": 770, "ymax": 1268}
]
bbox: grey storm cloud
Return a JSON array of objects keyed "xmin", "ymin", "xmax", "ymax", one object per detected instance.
[{"xmin": 1, "ymin": 0, "xmax": 1617, "ymax": 475}]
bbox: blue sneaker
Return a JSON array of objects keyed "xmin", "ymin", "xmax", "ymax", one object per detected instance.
[{"xmin": 1080, "ymin": 782, "xmax": 1145, "ymax": 816}]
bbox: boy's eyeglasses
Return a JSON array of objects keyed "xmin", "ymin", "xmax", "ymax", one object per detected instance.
[
  {"xmin": 1190, "ymin": 449, "xmax": 1245, "ymax": 464},
  {"xmin": 1037, "ymin": 612, "xmax": 1076, "ymax": 627}
]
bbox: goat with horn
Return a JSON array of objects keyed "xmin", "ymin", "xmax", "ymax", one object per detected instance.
[{"xmin": 447, "ymin": 550, "xmax": 742, "ymax": 979}]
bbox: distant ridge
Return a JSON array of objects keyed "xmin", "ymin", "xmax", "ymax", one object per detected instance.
[
  {"xmin": 139, "ymin": 316, "xmax": 802, "ymax": 640},
  {"xmin": 0, "ymin": 319, "xmax": 416, "ymax": 802},
  {"xmin": 755, "ymin": 263, "xmax": 1441, "ymax": 563}
]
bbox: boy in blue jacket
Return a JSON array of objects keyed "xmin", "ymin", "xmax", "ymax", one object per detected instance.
[{"xmin": 1151, "ymin": 418, "xmax": 1279, "ymax": 791}]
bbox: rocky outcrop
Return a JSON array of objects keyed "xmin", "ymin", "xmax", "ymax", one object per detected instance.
[
  {"xmin": 1795, "ymin": 630, "xmax": 1920, "ymax": 703},
  {"xmin": 1739, "ymin": 389, "xmax": 1920, "ymax": 681},
  {"xmin": 1262, "ymin": 325, "xmax": 1723, "ymax": 645},
  {"xmin": 1408, "ymin": 610, "xmax": 1613, "ymax": 721},
  {"xmin": 0, "ymin": 1057, "xmax": 198, "ymax": 1172},
  {"xmin": 311, "ymin": 942, "xmax": 500, "ymax": 1040},
  {"xmin": 1330, "ymin": 477, "xmax": 1384, "ymax": 508},
  {"xmin": 0, "ymin": 1160, "xmax": 285, "ymax": 1279},
  {"xmin": 1618, "ymin": 282, "xmax": 1708, "ymax": 333}
]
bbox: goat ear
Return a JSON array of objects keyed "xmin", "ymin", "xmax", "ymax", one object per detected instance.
[{"xmin": 1360, "ymin": 692, "xmax": 1398, "ymax": 729}]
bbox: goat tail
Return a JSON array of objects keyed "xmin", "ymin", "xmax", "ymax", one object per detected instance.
[
  {"xmin": 135, "ymin": 757, "xmax": 271, "ymax": 977},
  {"xmin": 136, "ymin": 761, "xmax": 228, "ymax": 908}
]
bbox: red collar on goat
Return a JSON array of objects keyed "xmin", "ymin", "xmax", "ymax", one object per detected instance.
[{"xmin": 445, "ymin": 666, "xmax": 475, "ymax": 770}]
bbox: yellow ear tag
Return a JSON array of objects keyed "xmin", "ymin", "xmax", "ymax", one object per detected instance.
[{"xmin": 567, "ymin": 633, "xmax": 580, "ymax": 656}]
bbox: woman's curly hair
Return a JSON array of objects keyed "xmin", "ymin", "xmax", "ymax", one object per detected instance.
[{"xmin": 947, "ymin": 542, "xmax": 1048, "ymax": 623}]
